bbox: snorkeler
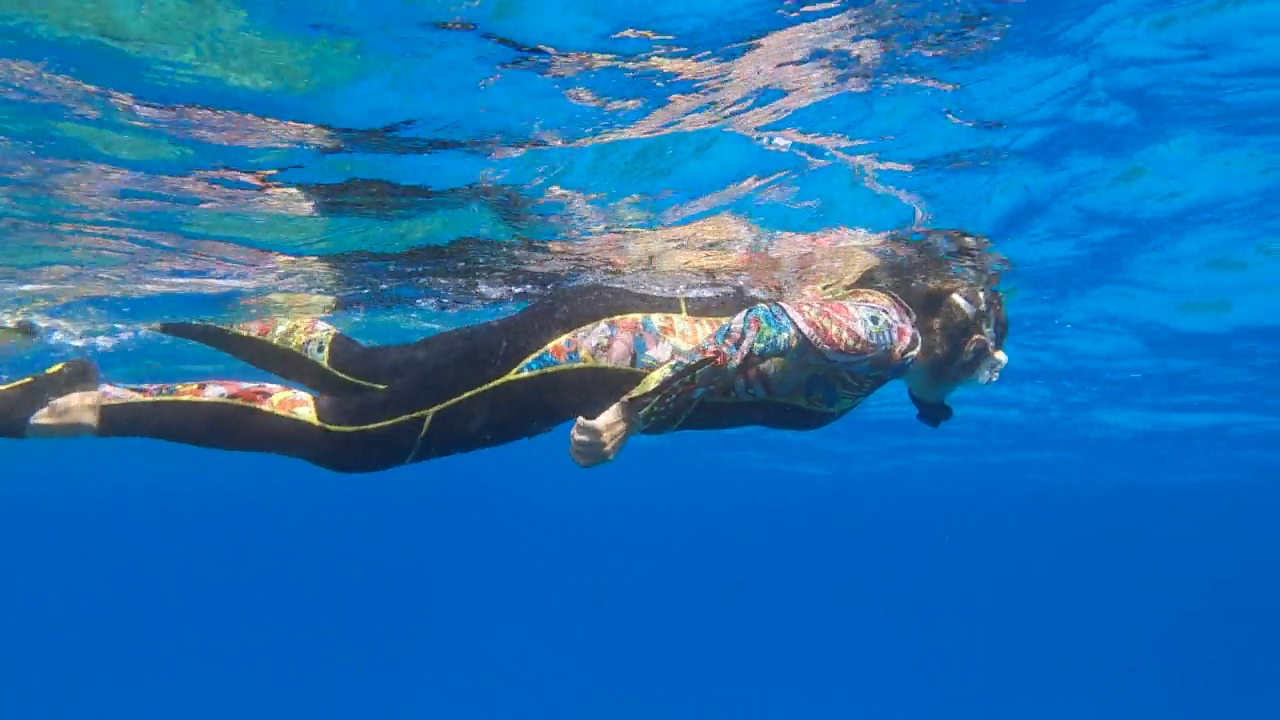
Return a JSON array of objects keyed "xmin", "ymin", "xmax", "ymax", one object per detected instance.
[{"xmin": 0, "ymin": 232, "xmax": 1009, "ymax": 473}]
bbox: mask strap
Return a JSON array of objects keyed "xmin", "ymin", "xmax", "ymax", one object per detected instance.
[{"xmin": 949, "ymin": 292, "xmax": 977, "ymax": 318}]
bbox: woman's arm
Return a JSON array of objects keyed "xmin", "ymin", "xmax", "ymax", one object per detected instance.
[{"xmin": 569, "ymin": 291, "xmax": 920, "ymax": 467}]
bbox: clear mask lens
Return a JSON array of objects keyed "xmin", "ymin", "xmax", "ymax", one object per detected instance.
[{"xmin": 973, "ymin": 350, "xmax": 1008, "ymax": 385}]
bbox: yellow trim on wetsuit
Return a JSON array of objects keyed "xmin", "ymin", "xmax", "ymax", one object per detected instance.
[
  {"xmin": 0, "ymin": 377, "xmax": 33, "ymax": 392},
  {"xmin": 198, "ymin": 299, "xmax": 707, "ymax": 395},
  {"xmin": 318, "ymin": 339, "xmax": 387, "ymax": 390},
  {"xmin": 171, "ymin": 321, "xmax": 388, "ymax": 391},
  {"xmin": 102, "ymin": 362, "xmax": 643, "ymax": 432},
  {"xmin": 102, "ymin": 311, "xmax": 730, "ymax": 434},
  {"xmin": 406, "ymin": 411, "xmax": 436, "ymax": 464},
  {"xmin": 100, "ymin": 309, "xmax": 781, "ymax": 464},
  {"xmin": 0, "ymin": 362, "xmax": 69, "ymax": 392}
]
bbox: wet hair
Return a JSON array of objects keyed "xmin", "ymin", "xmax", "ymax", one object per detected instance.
[
  {"xmin": 912, "ymin": 283, "xmax": 1008, "ymax": 387},
  {"xmin": 852, "ymin": 229, "xmax": 1009, "ymax": 386}
]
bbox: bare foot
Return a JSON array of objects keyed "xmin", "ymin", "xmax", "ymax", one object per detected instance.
[
  {"xmin": 26, "ymin": 390, "xmax": 102, "ymax": 438},
  {"xmin": 569, "ymin": 401, "xmax": 636, "ymax": 468}
]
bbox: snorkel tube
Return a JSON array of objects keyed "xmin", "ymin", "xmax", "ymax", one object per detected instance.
[{"xmin": 908, "ymin": 389, "xmax": 953, "ymax": 428}]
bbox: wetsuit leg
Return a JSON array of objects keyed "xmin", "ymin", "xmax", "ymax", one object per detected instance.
[
  {"xmin": 0, "ymin": 360, "xmax": 99, "ymax": 438},
  {"xmin": 86, "ymin": 366, "xmax": 650, "ymax": 473},
  {"xmin": 362, "ymin": 285, "xmax": 756, "ymax": 412},
  {"xmin": 156, "ymin": 318, "xmax": 387, "ymax": 396},
  {"xmin": 7, "ymin": 286, "xmax": 759, "ymax": 473},
  {"xmin": 159, "ymin": 285, "xmax": 755, "ymax": 409},
  {"xmin": 92, "ymin": 381, "xmax": 422, "ymax": 474}
]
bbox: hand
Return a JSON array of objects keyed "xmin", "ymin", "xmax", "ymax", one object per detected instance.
[{"xmin": 569, "ymin": 401, "xmax": 636, "ymax": 468}]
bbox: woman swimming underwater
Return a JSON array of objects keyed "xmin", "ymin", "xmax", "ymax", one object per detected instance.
[{"xmin": 0, "ymin": 230, "xmax": 1010, "ymax": 472}]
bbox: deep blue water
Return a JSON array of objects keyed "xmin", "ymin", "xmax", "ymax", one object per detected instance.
[{"xmin": 1, "ymin": 0, "xmax": 1278, "ymax": 718}]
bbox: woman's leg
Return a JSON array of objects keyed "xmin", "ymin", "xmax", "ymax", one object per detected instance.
[
  {"xmin": 12, "ymin": 364, "xmax": 650, "ymax": 473},
  {"xmin": 3, "ymin": 286, "xmax": 758, "ymax": 472},
  {"xmin": 90, "ymin": 380, "xmax": 425, "ymax": 474},
  {"xmin": 160, "ymin": 285, "xmax": 755, "ymax": 406},
  {"xmin": 0, "ymin": 360, "xmax": 99, "ymax": 439}
]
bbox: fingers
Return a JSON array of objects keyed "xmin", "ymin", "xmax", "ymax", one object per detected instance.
[{"xmin": 568, "ymin": 403, "xmax": 634, "ymax": 468}]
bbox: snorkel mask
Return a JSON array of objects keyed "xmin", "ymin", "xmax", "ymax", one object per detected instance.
[{"xmin": 910, "ymin": 287, "xmax": 1008, "ymax": 429}]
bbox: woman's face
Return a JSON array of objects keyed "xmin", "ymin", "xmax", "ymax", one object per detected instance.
[
  {"xmin": 905, "ymin": 285, "xmax": 1010, "ymax": 415},
  {"xmin": 952, "ymin": 286, "xmax": 1009, "ymax": 386}
]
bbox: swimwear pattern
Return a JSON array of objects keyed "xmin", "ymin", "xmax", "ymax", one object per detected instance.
[
  {"xmin": 228, "ymin": 318, "xmax": 338, "ymax": 365},
  {"xmin": 626, "ymin": 294, "xmax": 917, "ymax": 432},
  {"xmin": 515, "ymin": 313, "xmax": 723, "ymax": 375},
  {"xmin": 100, "ymin": 381, "xmax": 319, "ymax": 422},
  {"xmin": 780, "ymin": 289, "xmax": 919, "ymax": 369}
]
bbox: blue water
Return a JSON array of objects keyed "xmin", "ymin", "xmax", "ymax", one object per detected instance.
[{"xmin": 1, "ymin": 0, "xmax": 1278, "ymax": 717}]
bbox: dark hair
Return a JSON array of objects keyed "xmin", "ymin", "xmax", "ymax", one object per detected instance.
[{"xmin": 854, "ymin": 229, "xmax": 1009, "ymax": 385}]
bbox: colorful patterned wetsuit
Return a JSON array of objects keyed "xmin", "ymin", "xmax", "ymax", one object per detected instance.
[
  {"xmin": 622, "ymin": 289, "xmax": 920, "ymax": 433},
  {"xmin": 0, "ymin": 285, "xmax": 922, "ymax": 474}
]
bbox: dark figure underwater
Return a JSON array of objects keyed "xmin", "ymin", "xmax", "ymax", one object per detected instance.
[{"xmin": 0, "ymin": 231, "xmax": 1011, "ymax": 473}]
